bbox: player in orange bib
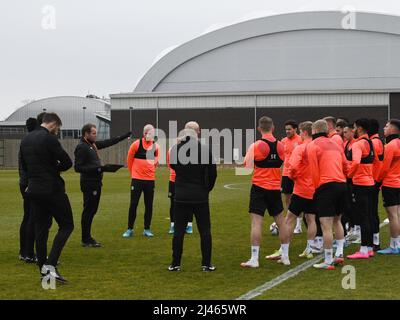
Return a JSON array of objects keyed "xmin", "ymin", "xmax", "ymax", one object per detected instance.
[
  {"xmin": 369, "ymin": 119, "xmax": 385, "ymax": 251},
  {"xmin": 123, "ymin": 124, "xmax": 159, "ymax": 238},
  {"xmin": 307, "ymin": 119, "xmax": 348, "ymax": 270},
  {"xmin": 346, "ymin": 119, "xmax": 379, "ymax": 260},
  {"xmin": 270, "ymin": 121, "xmax": 317, "ymax": 259},
  {"xmin": 281, "ymin": 120, "xmax": 303, "ymax": 234},
  {"xmin": 343, "ymin": 123, "xmax": 361, "ymax": 243},
  {"xmin": 377, "ymin": 119, "xmax": 400, "ymax": 255},
  {"xmin": 240, "ymin": 116, "xmax": 290, "ymax": 268}
]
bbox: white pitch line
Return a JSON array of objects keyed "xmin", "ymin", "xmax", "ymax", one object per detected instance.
[
  {"xmin": 223, "ymin": 183, "xmax": 248, "ymax": 190},
  {"xmin": 236, "ymin": 254, "xmax": 323, "ymax": 300},
  {"xmin": 236, "ymin": 219, "xmax": 390, "ymax": 300}
]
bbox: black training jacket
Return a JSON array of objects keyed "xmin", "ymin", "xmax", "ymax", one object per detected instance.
[
  {"xmin": 18, "ymin": 150, "xmax": 28, "ymax": 187},
  {"xmin": 18, "ymin": 125, "xmax": 42, "ymax": 187},
  {"xmin": 74, "ymin": 132, "xmax": 131, "ymax": 189},
  {"xmin": 170, "ymin": 136, "xmax": 217, "ymax": 204},
  {"xmin": 20, "ymin": 127, "xmax": 72, "ymax": 195}
]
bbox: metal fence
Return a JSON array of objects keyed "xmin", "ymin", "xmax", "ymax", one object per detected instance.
[
  {"xmin": 0, "ymin": 140, "xmax": 4, "ymax": 166},
  {"xmin": 0, "ymin": 139, "xmax": 132, "ymax": 168},
  {"xmin": 0, "ymin": 138, "xmax": 175, "ymax": 168}
]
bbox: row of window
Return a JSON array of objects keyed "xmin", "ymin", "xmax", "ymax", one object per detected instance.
[
  {"xmin": 0, "ymin": 123, "xmax": 110, "ymax": 140},
  {"xmin": 0, "ymin": 127, "xmax": 26, "ymax": 134},
  {"xmin": 60, "ymin": 130, "xmax": 81, "ymax": 139}
]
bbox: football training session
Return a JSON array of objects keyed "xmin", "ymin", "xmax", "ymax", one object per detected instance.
[{"xmin": 1, "ymin": 1, "xmax": 400, "ymax": 307}]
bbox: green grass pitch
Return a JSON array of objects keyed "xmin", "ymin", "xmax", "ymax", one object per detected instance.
[{"xmin": 0, "ymin": 167, "xmax": 399, "ymax": 299}]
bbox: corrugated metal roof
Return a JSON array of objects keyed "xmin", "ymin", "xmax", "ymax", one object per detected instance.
[{"xmin": 5, "ymin": 96, "xmax": 110, "ymax": 130}]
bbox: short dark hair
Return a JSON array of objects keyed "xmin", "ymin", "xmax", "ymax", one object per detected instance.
[
  {"xmin": 36, "ymin": 112, "xmax": 46, "ymax": 125},
  {"xmin": 42, "ymin": 112, "xmax": 62, "ymax": 126},
  {"xmin": 284, "ymin": 120, "xmax": 298, "ymax": 129},
  {"xmin": 354, "ymin": 118, "xmax": 370, "ymax": 132},
  {"xmin": 388, "ymin": 119, "xmax": 400, "ymax": 132},
  {"xmin": 344, "ymin": 122, "xmax": 354, "ymax": 129},
  {"xmin": 82, "ymin": 123, "xmax": 96, "ymax": 136},
  {"xmin": 336, "ymin": 120, "xmax": 348, "ymax": 129},
  {"xmin": 369, "ymin": 119, "xmax": 380, "ymax": 136},
  {"xmin": 25, "ymin": 118, "xmax": 37, "ymax": 132}
]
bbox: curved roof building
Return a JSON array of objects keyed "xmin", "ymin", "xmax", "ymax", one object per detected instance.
[
  {"xmin": 1, "ymin": 96, "xmax": 110, "ymax": 139},
  {"xmin": 134, "ymin": 10, "xmax": 400, "ymax": 94},
  {"xmin": 110, "ymin": 11, "xmax": 400, "ymax": 142}
]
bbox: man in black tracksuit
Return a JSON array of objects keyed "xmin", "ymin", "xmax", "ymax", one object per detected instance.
[
  {"xmin": 18, "ymin": 118, "xmax": 38, "ymax": 263},
  {"xmin": 20, "ymin": 113, "xmax": 73, "ymax": 283},
  {"xmin": 169, "ymin": 122, "xmax": 217, "ymax": 271},
  {"xmin": 74, "ymin": 123, "xmax": 131, "ymax": 247}
]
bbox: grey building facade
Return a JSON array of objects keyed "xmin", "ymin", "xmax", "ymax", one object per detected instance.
[{"xmin": 108, "ymin": 11, "xmax": 400, "ymax": 157}]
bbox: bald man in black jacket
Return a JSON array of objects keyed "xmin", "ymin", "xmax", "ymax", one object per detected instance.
[
  {"xmin": 20, "ymin": 113, "xmax": 73, "ymax": 283},
  {"xmin": 169, "ymin": 122, "xmax": 217, "ymax": 272}
]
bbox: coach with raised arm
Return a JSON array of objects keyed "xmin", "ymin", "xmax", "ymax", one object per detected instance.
[
  {"xmin": 74, "ymin": 124, "xmax": 131, "ymax": 248},
  {"xmin": 168, "ymin": 121, "xmax": 217, "ymax": 272}
]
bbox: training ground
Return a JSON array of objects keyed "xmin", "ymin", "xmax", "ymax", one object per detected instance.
[{"xmin": 0, "ymin": 167, "xmax": 399, "ymax": 300}]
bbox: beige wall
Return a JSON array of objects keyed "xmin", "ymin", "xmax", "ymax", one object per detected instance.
[
  {"xmin": 0, "ymin": 138, "xmax": 172, "ymax": 168},
  {"xmin": 1, "ymin": 139, "xmax": 132, "ymax": 168}
]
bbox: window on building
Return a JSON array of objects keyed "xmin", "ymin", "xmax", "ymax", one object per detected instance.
[{"xmin": 60, "ymin": 129, "xmax": 80, "ymax": 139}]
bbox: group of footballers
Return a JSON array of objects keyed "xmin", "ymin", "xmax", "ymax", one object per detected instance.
[
  {"xmin": 240, "ymin": 116, "xmax": 400, "ymax": 270},
  {"xmin": 17, "ymin": 112, "xmax": 400, "ymax": 281}
]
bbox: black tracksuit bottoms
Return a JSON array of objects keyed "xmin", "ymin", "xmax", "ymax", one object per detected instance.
[
  {"xmin": 371, "ymin": 182, "xmax": 381, "ymax": 235},
  {"xmin": 19, "ymin": 185, "xmax": 35, "ymax": 258},
  {"xmin": 342, "ymin": 181, "xmax": 357, "ymax": 229},
  {"xmin": 128, "ymin": 179, "xmax": 155, "ymax": 230},
  {"xmin": 353, "ymin": 185, "xmax": 375, "ymax": 247},
  {"xmin": 172, "ymin": 201, "xmax": 212, "ymax": 266},
  {"xmin": 168, "ymin": 181, "xmax": 193, "ymax": 223},
  {"xmin": 81, "ymin": 187, "xmax": 102, "ymax": 242},
  {"xmin": 30, "ymin": 192, "xmax": 74, "ymax": 269}
]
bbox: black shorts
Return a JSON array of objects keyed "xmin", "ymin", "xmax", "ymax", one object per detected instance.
[
  {"xmin": 314, "ymin": 182, "xmax": 347, "ymax": 218},
  {"xmin": 281, "ymin": 176, "xmax": 294, "ymax": 194},
  {"xmin": 382, "ymin": 186, "xmax": 400, "ymax": 207},
  {"xmin": 288, "ymin": 194, "xmax": 316, "ymax": 216},
  {"xmin": 353, "ymin": 185, "xmax": 374, "ymax": 216},
  {"xmin": 168, "ymin": 181, "xmax": 175, "ymax": 198},
  {"xmin": 249, "ymin": 185, "xmax": 283, "ymax": 217}
]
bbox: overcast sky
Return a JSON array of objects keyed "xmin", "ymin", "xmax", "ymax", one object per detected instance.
[{"xmin": 0, "ymin": 0, "xmax": 399, "ymax": 120}]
